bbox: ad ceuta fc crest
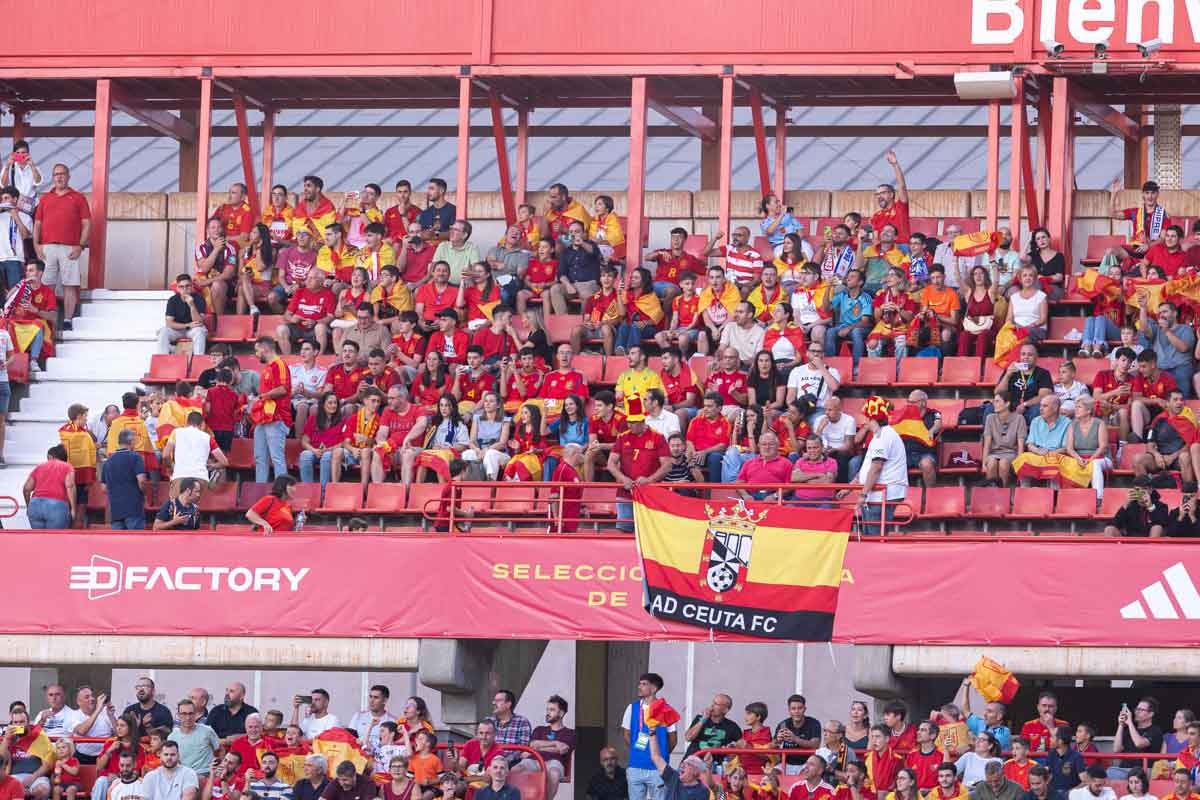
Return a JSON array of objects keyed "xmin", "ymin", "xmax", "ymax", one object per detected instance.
[{"xmin": 699, "ymin": 500, "xmax": 766, "ymax": 600}]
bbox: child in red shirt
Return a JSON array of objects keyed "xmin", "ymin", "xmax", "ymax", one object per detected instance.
[
  {"xmin": 204, "ymin": 368, "xmax": 243, "ymax": 452},
  {"xmin": 548, "ymin": 443, "xmax": 584, "ymax": 533},
  {"xmin": 52, "ymin": 739, "xmax": 81, "ymax": 800},
  {"xmin": 517, "ymin": 239, "xmax": 559, "ymax": 314},
  {"xmin": 737, "ymin": 702, "xmax": 775, "ymax": 775},
  {"xmin": 435, "ymin": 458, "xmax": 473, "ymax": 533}
]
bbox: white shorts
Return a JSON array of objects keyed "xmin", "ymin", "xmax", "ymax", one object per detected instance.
[
  {"xmin": 14, "ymin": 774, "xmax": 51, "ymax": 793},
  {"xmin": 42, "ymin": 243, "xmax": 81, "ymax": 287}
]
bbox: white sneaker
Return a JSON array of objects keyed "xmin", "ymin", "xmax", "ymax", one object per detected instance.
[
  {"xmin": 250, "ymin": 306, "xmax": 260, "ymax": 315},
  {"xmin": 30, "ymin": 362, "xmax": 41, "ymax": 373}
]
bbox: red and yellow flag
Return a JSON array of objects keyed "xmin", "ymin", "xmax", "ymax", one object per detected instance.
[
  {"xmin": 890, "ymin": 405, "xmax": 934, "ymax": 449},
  {"xmin": 992, "ymin": 323, "xmax": 1029, "ymax": 368},
  {"xmin": 633, "ymin": 485, "xmax": 852, "ymax": 640},
  {"xmin": 642, "ymin": 698, "xmax": 681, "ymax": 730},
  {"xmin": 970, "ymin": 656, "xmax": 1020, "ymax": 704},
  {"xmin": 1075, "ymin": 268, "xmax": 1121, "ymax": 302},
  {"xmin": 311, "ymin": 728, "xmax": 369, "ymax": 776},
  {"xmin": 953, "ymin": 231, "xmax": 1002, "ymax": 257}
]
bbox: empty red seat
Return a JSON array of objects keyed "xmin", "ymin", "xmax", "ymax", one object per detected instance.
[
  {"xmin": 1083, "ymin": 234, "xmax": 1126, "ymax": 264},
  {"xmin": 493, "ymin": 484, "xmax": 540, "ymax": 516},
  {"xmin": 752, "ymin": 236, "xmax": 772, "ymax": 256},
  {"xmin": 927, "ymin": 399, "xmax": 964, "ymax": 430},
  {"xmin": 210, "ymin": 315, "xmax": 255, "ymax": 343},
  {"xmin": 291, "ymin": 483, "xmax": 323, "ymax": 512},
  {"xmin": 895, "ymin": 358, "xmax": 938, "ymax": 387},
  {"xmin": 255, "ymin": 315, "xmax": 287, "ymax": 337},
  {"xmin": 459, "ymin": 485, "xmax": 494, "ymax": 512},
  {"xmin": 142, "ymin": 354, "xmax": 189, "ymax": 385},
  {"xmin": 1073, "ymin": 358, "xmax": 1105, "ymax": 386},
  {"xmin": 318, "ymin": 483, "xmax": 364, "ymax": 513},
  {"xmin": 941, "ymin": 441, "xmax": 982, "ymax": 475},
  {"xmin": 1008, "ymin": 487, "xmax": 1054, "ymax": 519},
  {"xmin": 978, "ymin": 360, "xmax": 1004, "ymax": 388},
  {"xmin": 602, "ymin": 356, "xmax": 630, "ymax": 383},
  {"xmin": 856, "ymin": 358, "xmax": 895, "ymax": 387},
  {"xmin": 237, "ymin": 482, "xmax": 272, "ymax": 511},
  {"xmin": 365, "ymin": 483, "xmax": 407, "ymax": 513},
  {"xmin": 1098, "ymin": 490, "xmax": 1128, "ymax": 520},
  {"xmin": 1045, "ymin": 317, "xmax": 1086, "ymax": 344},
  {"xmin": 226, "ymin": 438, "xmax": 254, "ymax": 471},
  {"xmin": 683, "ymin": 234, "xmax": 710, "ymax": 259},
  {"xmin": 198, "ymin": 482, "xmax": 237, "ymax": 513},
  {"xmin": 969, "ymin": 487, "xmax": 1011, "ymax": 518},
  {"xmin": 1114, "ymin": 443, "xmax": 1148, "ymax": 475},
  {"xmin": 1052, "ymin": 488, "xmax": 1097, "ymax": 519},
  {"xmin": 940, "ymin": 357, "xmax": 980, "ymax": 387},
  {"xmin": 910, "ymin": 218, "xmax": 939, "ymax": 236},
  {"xmin": 403, "ymin": 483, "xmax": 442, "ymax": 517},
  {"xmin": 546, "ymin": 314, "xmax": 575, "ymax": 345},
  {"xmin": 921, "ymin": 486, "xmax": 965, "ymax": 518},
  {"xmin": 575, "ymin": 354, "xmax": 604, "ymax": 386}
]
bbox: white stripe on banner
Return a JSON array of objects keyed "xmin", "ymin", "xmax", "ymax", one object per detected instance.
[
  {"xmin": 1141, "ymin": 581, "xmax": 1179, "ymax": 619},
  {"xmin": 1163, "ymin": 562, "xmax": 1200, "ymax": 619}
]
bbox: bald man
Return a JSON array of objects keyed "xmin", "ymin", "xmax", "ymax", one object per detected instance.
[
  {"xmin": 207, "ymin": 681, "xmax": 259, "ymax": 743},
  {"xmin": 684, "ymin": 694, "xmax": 742, "ymax": 756}
]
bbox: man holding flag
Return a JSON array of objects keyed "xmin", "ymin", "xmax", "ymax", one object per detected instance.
[{"xmin": 622, "ymin": 673, "xmax": 678, "ymax": 800}]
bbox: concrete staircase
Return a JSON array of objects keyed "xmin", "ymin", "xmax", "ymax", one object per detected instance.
[{"xmin": 3, "ymin": 289, "xmax": 166, "ymax": 526}]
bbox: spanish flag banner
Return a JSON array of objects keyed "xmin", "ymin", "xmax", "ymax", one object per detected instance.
[
  {"xmin": 311, "ymin": 728, "xmax": 369, "ymax": 776},
  {"xmin": 890, "ymin": 405, "xmax": 934, "ymax": 449},
  {"xmin": 952, "ymin": 231, "xmax": 1002, "ymax": 257},
  {"xmin": 643, "ymin": 698, "xmax": 681, "ymax": 729},
  {"xmin": 1074, "ymin": 268, "xmax": 1121, "ymax": 302},
  {"xmin": 969, "ymin": 656, "xmax": 1020, "ymax": 703},
  {"xmin": 992, "ymin": 323, "xmax": 1029, "ymax": 368},
  {"xmin": 633, "ymin": 485, "xmax": 852, "ymax": 640}
]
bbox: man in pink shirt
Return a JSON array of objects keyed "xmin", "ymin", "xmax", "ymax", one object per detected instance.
[
  {"xmin": 736, "ymin": 431, "xmax": 792, "ymax": 500},
  {"xmin": 792, "ymin": 434, "xmax": 838, "ymax": 505}
]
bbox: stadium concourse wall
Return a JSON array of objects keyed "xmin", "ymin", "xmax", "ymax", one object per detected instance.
[{"xmin": 86, "ymin": 188, "xmax": 1200, "ymax": 289}]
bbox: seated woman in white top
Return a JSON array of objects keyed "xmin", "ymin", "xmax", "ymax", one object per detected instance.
[
  {"xmin": 955, "ymin": 731, "xmax": 1003, "ymax": 786},
  {"xmin": 1005, "ymin": 265, "xmax": 1049, "ymax": 343}
]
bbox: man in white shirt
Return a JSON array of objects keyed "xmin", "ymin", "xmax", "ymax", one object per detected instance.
[
  {"xmin": 107, "ymin": 752, "xmax": 145, "ymax": 800},
  {"xmin": 32, "ymin": 684, "xmax": 73, "ymax": 738},
  {"xmin": 644, "ymin": 389, "xmax": 681, "ymax": 439},
  {"xmin": 1067, "ymin": 766, "xmax": 1116, "ymax": 800},
  {"xmin": 786, "ymin": 343, "xmax": 842, "ymax": 416},
  {"xmin": 291, "ymin": 689, "xmax": 341, "ymax": 740},
  {"xmin": 838, "ymin": 395, "xmax": 908, "ymax": 534},
  {"xmin": 163, "ymin": 412, "xmax": 228, "ymax": 489},
  {"xmin": 142, "ymin": 741, "xmax": 199, "ymax": 800},
  {"xmin": 933, "ymin": 223, "xmax": 979, "ymax": 290},
  {"xmin": 290, "ymin": 340, "xmax": 328, "ymax": 435},
  {"xmin": 348, "ymin": 685, "xmax": 397, "ymax": 754},
  {"xmin": 717, "ymin": 302, "xmax": 764, "ymax": 367},
  {"xmin": 64, "ymin": 686, "xmax": 116, "ymax": 763},
  {"xmin": 814, "ymin": 395, "xmax": 857, "ymax": 482}
]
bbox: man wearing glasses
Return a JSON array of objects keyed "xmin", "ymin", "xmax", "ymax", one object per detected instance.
[
  {"xmin": 432, "ymin": 219, "xmax": 481, "ymax": 283},
  {"xmin": 870, "ymin": 150, "xmax": 911, "ymax": 241}
]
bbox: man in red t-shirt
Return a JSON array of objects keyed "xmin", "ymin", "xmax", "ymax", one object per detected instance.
[
  {"xmin": 658, "ymin": 346, "xmax": 700, "ymax": 429},
  {"xmin": 686, "ymin": 392, "xmax": 731, "ymax": 482},
  {"xmin": 324, "ymin": 342, "xmax": 368, "ymax": 408},
  {"xmin": 276, "ymin": 268, "xmax": 335, "ymax": 355},
  {"xmin": 427, "ymin": 308, "xmax": 469, "ymax": 365},
  {"xmin": 540, "ymin": 343, "xmax": 588, "ymax": 404},
  {"xmin": 457, "ymin": 720, "xmax": 505, "ymax": 774},
  {"xmin": 372, "ymin": 385, "xmax": 428, "ymax": 482},
  {"xmin": 1018, "ymin": 691, "xmax": 1068, "ymax": 753},
  {"xmin": 905, "ymin": 721, "xmax": 943, "ymax": 791},
  {"xmin": 586, "ymin": 390, "xmax": 627, "ymax": 481},
  {"xmin": 1140, "ymin": 225, "xmax": 1189, "ymax": 278},
  {"xmin": 646, "ymin": 227, "xmax": 705, "ymax": 304},
  {"xmin": 789, "ymin": 755, "xmax": 836, "ymax": 800},
  {"xmin": 454, "ymin": 346, "xmax": 497, "ymax": 409},
  {"xmin": 884, "ymin": 701, "xmax": 917, "ymax": 756},
  {"xmin": 396, "ymin": 219, "xmax": 436, "ymax": 288},
  {"xmin": 214, "ymin": 182, "xmax": 255, "ymax": 247},
  {"xmin": 1131, "ymin": 349, "xmax": 1179, "ymax": 441},
  {"xmin": 384, "ymin": 180, "xmax": 421, "ymax": 244},
  {"xmin": 32, "ymin": 163, "xmax": 90, "ymax": 328},
  {"xmin": 704, "ymin": 347, "xmax": 749, "ymax": 417},
  {"xmin": 869, "ymin": 150, "xmax": 910, "ymax": 240},
  {"xmin": 254, "ymin": 336, "xmax": 292, "ymax": 483},
  {"xmin": 607, "ymin": 394, "xmax": 670, "ymax": 532},
  {"xmin": 472, "ymin": 306, "xmax": 520, "ymax": 364}
]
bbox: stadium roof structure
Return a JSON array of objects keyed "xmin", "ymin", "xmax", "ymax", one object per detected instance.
[{"xmin": 7, "ymin": 0, "xmax": 1200, "ymax": 285}]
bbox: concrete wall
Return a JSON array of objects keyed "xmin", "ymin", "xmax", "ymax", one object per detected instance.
[{"xmin": 93, "ymin": 189, "xmax": 1200, "ymax": 291}]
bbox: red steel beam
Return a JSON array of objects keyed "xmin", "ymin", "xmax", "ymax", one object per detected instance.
[
  {"xmin": 774, "ymin": 106, "xmax": 787, "ymax": 198},
  {"xmin": 1047, "ymin": 77, "xmax": 1071, "ymax": 252},
  {"xmin": 90, "ymin": 79, "xmax": 112, "ymax": 291},
  {"xmin": 110, "ymin": 84, "xmax": 196, "ymax": 142},
  {"xmin": 1036, "ymin": 84, "xmax": 1051, "ymax": 227},
  {"xmin": 194, "ymin": 77, "xmax": 213, "ymax": 245},
  {"xmin": 1008, "ymin": 82, "xmax": 1025, "ymax": 237},
  {"xmin": 11, "ymin": 107, "xmax": 25, "ymax": 147},
  {"xmin": 1071, "ymin": 85, "xmax": 1139, "ymax": 141},
  {"xmin": 455, "ymin": 76, "xmax": 471, "ymax": 218},
  {"xmin": 646, "ymin": 95, "xmax": 718, "ymax": 142},
  {"xmin": 515, "ymin": 107, "xmax": 529, "ymax": 206},
  {"xmin": 489, "ymin": 91, "xmax": 516, "ymax": 226},
  {"xmin": 985, "ymin": 101, "xmax": 1000, "ymax": 233},
  {"xmin": 717, "ymin": 74, "xmax": 734, "ymax": 241},
  {"xmin": 1022, "ymin": 106, "xmax": 1040, "ymax": 231},
  {"xmin": 749, "ymin": 87, "xmax": 772, "ymax": 199},
  {"xmin": 260, "ymin": 108, "xmax": 276, "ymax": 213},
  {"xmin": 627, "ymin": 77, "xmax": 648, "ymax": 270},
  {"xmin": 232, "ymin": 95, "xmax": 258, "ymax": 215}
]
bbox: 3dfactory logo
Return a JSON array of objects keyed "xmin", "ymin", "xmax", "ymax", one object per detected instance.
[{"xmin": 69, "ymin": 555, "xmax": 310, "ymax": 600}]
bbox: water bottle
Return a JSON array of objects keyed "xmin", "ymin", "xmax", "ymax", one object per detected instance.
[{"xmin": 295, "ymin": 511, "xmax": 307, "ymax": 531}]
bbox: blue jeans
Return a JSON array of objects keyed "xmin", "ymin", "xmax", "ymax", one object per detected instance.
[
  {"xmin": 700, "ymin": 450, "xmax": 724, "ymax": 482},
  {"xmin": 299, "ymin": 449, "xmax": 334, "ymax": 485},
  {"xmin": 652, "ymin": 281, "xmax": 676, "ymax": 299},
  {"xmin": 626, "ymin": 766, "xmax": 664, "ymax": 800},
  {"xmin": 1082, "ymin": 316, "xmax": 1120, "ymax": 347},
  {"xmin": 1168, "ymin": 363, "xmax": 1194, "ymax": 399},
  {"xmin": 721, "ymin": 448, "xmax": 755, "ymax": 483},
  {"xmin": 0, "ymin": 260, "xmax": 20, "ymax": 290},
  {"xmin": 28, "ymin": 497, "xmax": 70, "ymax": 528},
  {"xmin": 824, "ymin": 324, "xmax": 867, "ymax": 360},
  {"xmin": 617, "ymin": 500, "xmax": 634, "ymax": 533},
  {"xmin": 28, "ymin": 328, "xmax": 44, "ymax": 360},
  {"xmin": 110, "ymin": 515, "xmax": 145, "ymax": 530},
  {"xmin": 254, "ymin": 420, "xmax": 288, "ymax": 482},
  {"xmin": 615, "ymin": 323, "xmax": 656, "ymax": 352},
  {"xmin": 860, "ymin": 500, "xmax": 899, "ymax": 536}
]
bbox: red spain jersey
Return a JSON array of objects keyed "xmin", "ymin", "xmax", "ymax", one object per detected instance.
[
  {"xmin": 651, "ymin": 249, "xmax": 703, "ymax": 285},
  {"xmin": 1003, "ymin": 759, "xmax": 1033, "ymax": 790},
  {"xmin": 927, "ymin": 784, "xmax": 969, "ymax": 800},
  {"xmin": 258, "ymin": 357, "xmax": 293, "ymax": 425},
  {"xmin": 364, "ymin": 367, "xmax": 402, "ymax": 394},
  {"xmin": 1093, "ymin": 369, "xmax": 1132, "ymax": 406},
  {"xmin": 325, "ymin": 363, "xmax": 367, "ymax": 400},
  {"xmin": 1132, "ymin": 370, "xmax": 1178, "ymax": 400},
  {"xmin": 589, "ymin": 411, "xmax": 628, "ymax": 444},
  {"xmin": 1145, "ymin": 243, "xmax": 1188, "ymax": 278},
  {"xmin": 14, "ymin": 284, "xmax": 57, "ymax": 323},
  {"xmin": 871, "ymin": 200, "xmax": 911, "ymax": 240},
  {"xmin": 526, "ymin": 258, "xmax": 558, "ymax": 286},
  {"xmin": 1121, "ymin": 205, "xmax": 1172, "ymax": 244},
  {"xmin": 472, "ymin": 326, "xmax": 517, "ymax": 362},
  {"xmin": 215, "ymin": 201, "xmax": 254, "ymax": 239},
  {"xmin": 672, "ymin": 294, "xmax": 700, "ymax": 328},
  {"xmin": 412, "ymin": 371, "xmax": 453, "ymax": 408},
  {"xmin": 415, "ymin": 282, "xmax": 456, "ymax": 321},
  {"xmin": 889, "ymin": 724, "xmax": 917, "ymax": 756},
  {"xmin": 380, "ymin": 405, "xmax": 424, "ymax": 446},
  {"xmin": 1019, "ymin": 719, "xmax": 1067, "ymax": 753},
  {"xmin": 686, "ymin": 413, "xmax": 731, "ymax": 451},
  {"xmin": 383, "ymin": 204, "xmax": 420, "ymax": 241},
  {"xmin": 660, "ymin": 367, "xmax": 698, "ymax": 406},
  {"xmin": 428, "ymin": 329, "xmax": 470, "ymax": 365},
  {"xmin": 288, "ymin": 287, "xmax": 336, "ymax": 322},
  {"xmin": 789, "ymin": 782, "xmax": 835, "ymax": 800},
  {"xmin": 455, "ymin": 370, "xmax": 496, "ymax": 404},
  {"xmin": 391, "ymin": 333, "xmax": 426, "ymax": 364},
  {"xmin": 613, "ymin": 427, "xmax": 668, "ymax": 487},
  {"xmin": 505, "ymin": 369, "xmax": 542, "ymax": 403},
  {"xmin": 540, "ymin": 369, "xmax": 587, "ymax": 400},
  {"xmin": 585, "ymin": 290, "xmax": 620, "ymax": 324},
  {"xmin": 905, "ymin": 748, "xmax": 942, "ymax": 790},
  {"xmin": 705, "ymin": 370, "xmax": 748, "ymax": 406},
  {"xmin": 864, "ymin": 748, "xmax": 903, "ymax": 794}
]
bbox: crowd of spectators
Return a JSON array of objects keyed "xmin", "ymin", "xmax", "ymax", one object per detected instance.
[{"xmin": 4, "ymin": 676, "xmax": 1199, "ymax": 800}]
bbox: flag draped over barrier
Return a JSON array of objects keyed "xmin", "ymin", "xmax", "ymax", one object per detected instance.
[{"xmin": 632, "ymin": 485, "xmax": 853, "ymax": 640}]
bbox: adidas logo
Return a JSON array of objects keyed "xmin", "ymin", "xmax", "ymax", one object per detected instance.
[{"xmin": 1119, "ymin": 562, "xmax": 1200, "ymax": 619}]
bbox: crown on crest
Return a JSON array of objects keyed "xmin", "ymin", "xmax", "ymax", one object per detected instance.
[{"xmin": 704, "ymin": 499, "xmax": 768, "ymax": 535}]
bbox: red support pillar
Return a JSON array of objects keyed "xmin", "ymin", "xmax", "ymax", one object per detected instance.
[
  {"xmin": 749, "ymin": 87, "xmax": 771, "ymax": 198},
  {"xmin": 1047, "ymin": 76, "xmax": 1071, "ymax": 254},
  {"xmin": 232, "ymin": 95, "xmax": 258, "ymax": 215},
  {"xmin": 489, "ymin": 91, "xmax": 516, "ymax": 226},
  {"xmin": 1021, "ymin": 114, "xmax": 1040, "ymax": 231},
  {"xmin": 1008, "ymin": 82, "xmax": 1026, "ymax": 238},
  {"xmin": 455, "ymin": 77, "xmax": 471, "ymax": 219},
  {"xmin": 11, "ymin": 107, "xmax": 26, "ymax": 148},
  {"xmin": 718, "ymin": 75, "xmax": 734, "ymax": 240},
  {"xmin": 260, "ymin": 108, "xmax": 275, "ymax": 213},
  {"xmin": 774, "ymin": 106, "xmax": 787, "ymax": 198},
  {"xmin": 515, "ymin": 107, "xmax": 529, "ymax": 206},
  {"xmin": 1036, "ymin": 85, "xmax": 1052, "ymax": 230},
  {"xmin": 985, "ymin": 101, "xmax": 1000, "ymax": 233},
  {"xmin": 194, "ymin": 77, "xmax": 213, "ymax": 245},
  {"xmin": 627, "ymin": 77, "xmax": 648, "ymax": 270},
  {"xmin": 89, "ymin": 80, "xmax": 112, "ymax": 290}
]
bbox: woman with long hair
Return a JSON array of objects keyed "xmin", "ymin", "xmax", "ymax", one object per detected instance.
[
  {"xmin": 775, "ymin": 232, "xmax": 810, "ymax": 293},
  {"xmin": 1119, "ymin": 769, "xmax": 1158, "ymax": 800},
  {"xmin": 955, "ymin": 731, "xmax": 1002, "ymax": 786},
  {"xmin": 411, "ymin": 350, "xmax": 454, "ymax": 411},
  {"xmin": 845, "ymin": 701, "xmax": 871, "ymax": 749},
  {"xmin": 720, "ymin": 405, "xmax": 767, "ymax": 483},
  {"xmin": 1165, "ymin": 709, "xmax": 1196, "ymax": 754},
  {"xmin": 399, "ymin": 696, "xmax": 436, "ymax": 751},
  {"xmin": 1022, "ymin": 226, "xmax": 1066, "ymax": 301},
  {"xmin": 237, "ymin": 222, "xmax": 276, "ymax": 314},
  {"xmin": 748, "ymin": 350, "xmax": 787, "ymax": 414},
  {"xmin": 245, "ymin": 475, "xmax": 299, "ymax": 534},
  {"xmin": 90, "ymin": 713, "xmax": 143, "ymax": 800},
  {"xmin": 503, "ymin": 403, "xmax": 546, "ymax": 481},
  {"xmin": 463, "ymin": 391, "xmax": 511, "ymax": 480},
  {"xmin": 457, "ymin": 261, "xmax": 502, "ymax": 331},
  {"xmin": 332, "ymin": 266, "xmax": 371, "ymax": 353},
  {"xmin": 543, "ymin": 394, "xmax": 589, "ymax": 480},
  {"xmin": 762, "ymin": 302, "xmax": 806, "ymax": 373},
  {"xmin": 958, "ymin": 264, "xmax": 1000, "ymax": 357},
  {"xmin": 299, "ymin": 391, "xmax": 343, "ymax": 487},
  {"xmin": 413, "ymin": 393, "xmax": 470, "ymax": 483},
  {"xmin": 886, "ymin": 769, "xmax": 921, "ymax": 800},
  {"xmin": 613, "ymin": 267, "xmax": 664, "ymax": 355}
]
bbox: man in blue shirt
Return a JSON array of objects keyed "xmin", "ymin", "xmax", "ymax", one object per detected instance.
[
  {"xmin": 958, "ymin": 677, "xmax": 1012, "ymax": 752},
  {"xmin": 1043, "ymin": 725, "xmax": 1086, "ymax": 800},
  {"xmin": 824, "ymin": 269, "xmax": 874, "ymax": 361},
  {"xmin": 648, "ymin": 724, "xmax": 709, "ymax": 800},
  {"xmin": 1138, "ymin": 299, "xmax": 1196, "ymax": 398},
  {"xmin": 549, "ymin": 220, "xmax": 604, "ymax": 315},
  {"xmin": 417, "ymin": 178, "xmax": 456, "ymax": 239},
  {"xmin": 622, "ymin": 674, "xmax": 676, "ymax": 800},
  {"xmin": 101, "ymin": 429, "xmax": 148, "ymax": 529},
  {"xmin": 475, "ymin": 756, "xmax": 521, "ymax": 800}
]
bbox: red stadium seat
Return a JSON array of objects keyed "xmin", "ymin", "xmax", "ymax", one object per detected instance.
[
  {"xmin": 910, "ymin": 218, "xmax": 939, "ymax": 236},
  {"xmin": 969, "ymin": 486, "xmax": 1011, "ymax": 518},
  {"xmin": 1008, "ymin": 487, "xmax": 1054, "ymax": 519},
  {"xmin": 978, "ymin": 359, "xmax": 1004, "ymax": 388},
  {"xmin": 1098, "ymin": 490, "xmax": 1128, "ymax": 520},
  {"xmin": 226, "ymin": 438, "xmax": 254, "ymax": 471},
  {"xmin": 752, "ymin": 236, "xmax": 772, "ymax": 256},
  {"xmin": 459, "ymin": 485, "xmax": 495, "ymax": 512},
  {"xmin": 1073, "ymin": 358, "xmax": 1105, "ymax": 387},
  {"xmin": 1052, "ymin": 488, "xmax": 1097, "ymax": 519},
  {"xmin": 236, "ymin": 355, "xmax": 261, "ymax": 374},
  {"xmin": 940, "ymin": 357, "xmax": 980, "ymax": 387},
  {"xmin": 255, "ymin": 315, "xmax": 287, "ymax": 337},
  {"xmin": 285, "ymin": 438, "xmax": 303, "ymax": 470},
  {"xmin": 493, "ymin": 484, "xmax": 541, "ymax": 516},
  {"xmin": 198, "ymin": 482, "xmax": 237, "ymax": 513},
  {"xmin": 1040, "ymin": 357, "xmax": 1065, "ymax": 378},
  {"xmin": 602, "ymin": 356, "xmax": 630, "ymax": 383},
  {"xmin": 689, "ymin": 355, "xmax": 712, "ymax": 385},
  {"xmin": 921, "ymin": 486, "xmax": 965, "ymax": 518},
  {"xmin": 575, "ymin": 354, "xmax": 604, "ymax": 386},
  {"xmin": 237, "ymin": 482, "xmax": 272, "ymax": 511},
  {"xmin": 142, "ymin": 354, "xmax": 189, "ymax": 385},
  {"xmin": 365, "ymin": 484, "xmax": 407, "ymax": 513},
  {"xmin": 1045, "ymin": 318, "xmax": 1086, "ymax": 346},
  {"xmin": 825, "ymin": 357, "xmax": 853, "ymax": 383},
  {"xmin": 580, "ymin": 486, "xmax": 616, "ymax": 519},
  {"xmin": 143, "ymin": 482, "xmax": 162, "ymax": 512},
  {"xmin": 683, "ymin": 234, "xmax": 710, "ymax": 259},
  {"xmin": 941, "ymin": 441, "xmax": 982, "ymax": 475},
  {"xmin": 403, "ymin": 483, "xmax": 442, "ymax": 516},
  {"xmin": 841, "ymin": 397, "xmax": 867, "ymax": 422},
  {"xmin": 1114, "ymin": 443, "xmax": 1148, "ymax": 476},
  {"xmin": 291, "ymin": 482, "xmax": 322, "ymax": 512},
  {"xmin": 1082, "ymin": 234, "xmax": 1126, "ymax": 265},
  {"xmin": 856, "ymin": 358, "xmax": 895, "ymax": 387},
  {"xmin": 319, "ymin": 483, "xmax": 365, "ymax": 513},
  {"xmin": 927, "ymin": 399, "xmax": 964, "ymax": 430},
  {"xmin": 546, "ymin": 314, "xmax": 575, "ymax": 345},
  {"xmin": 895, "ymin": 358, "xmax": 938, "ymax": 387},
  {"xmin": 210, "ymin": 314, "xmax": 255, "ymax": 343},
  {"xmin": 87, "ymin": 482, "xmax": 108, "ymax": 512}
]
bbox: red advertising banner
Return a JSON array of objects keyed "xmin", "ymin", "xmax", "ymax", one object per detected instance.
[{"xmin": 6, "ymin": 531, "xmax": 1200, "ymax": 646}]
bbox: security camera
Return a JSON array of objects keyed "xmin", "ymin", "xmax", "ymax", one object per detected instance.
[
  {"xmin": 1138, "ymin": 38, "xmax": 1163, "ymax": 57},
  {"xmin": 1043, "ymin": 40, "xmax": 1064, "ymax": 58},
  {"xmin": 1094, "ymin": 40, "xmax": 1109, "ymax": 58}
]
